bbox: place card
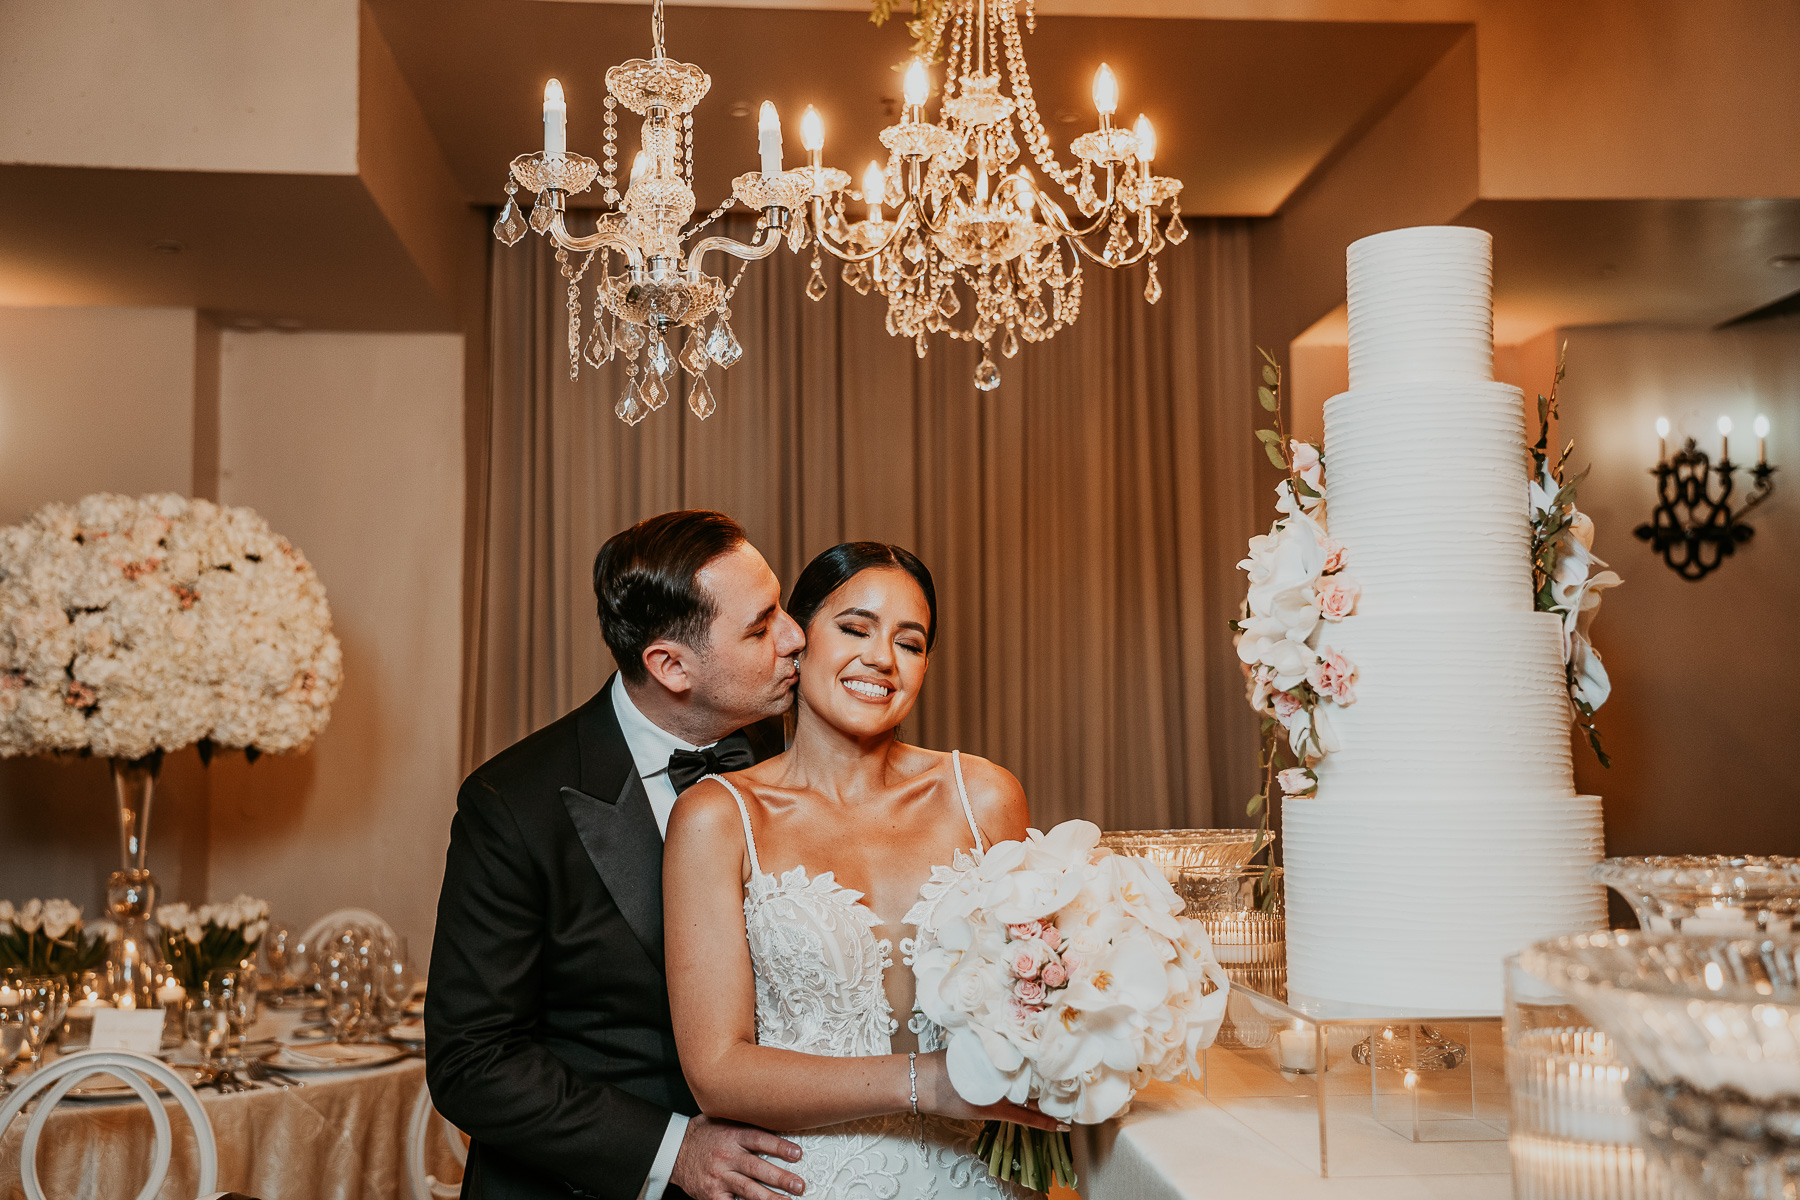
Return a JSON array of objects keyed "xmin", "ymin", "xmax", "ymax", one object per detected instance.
[{"xmin": 89, "ymin": 1007, "xmax": 168, "ymax": 1053}]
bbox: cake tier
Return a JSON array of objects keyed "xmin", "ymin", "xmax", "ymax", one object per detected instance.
[
  {"xmin": 1348, "ymin": 226, "xmax": 1494, "ymax": 390},
  {"xmin": 1284, "ymin": 792, "xmax": 1606, "ymax": 1011},
  {"xmin": 1313, "ymin": 610, "xmax": 1576, "ymax": 800},
  {"xmin": 1323, "ymin": 380, "xmax": 1532, "ymax": 611}
]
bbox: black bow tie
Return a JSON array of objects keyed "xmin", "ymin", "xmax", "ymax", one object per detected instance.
[{"xmin": 666, "ymin": 734, "xmax": 755, "ymax": 795}]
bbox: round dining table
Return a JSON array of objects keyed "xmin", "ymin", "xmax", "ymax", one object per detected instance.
[{"xmin": 0, "ymin": 1009, "xmax": 461, "ymax": 1200}]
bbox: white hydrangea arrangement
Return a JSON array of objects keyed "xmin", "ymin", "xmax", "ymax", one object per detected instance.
[
  {"xmin": 155, "ymin": 896, "xmax": 270, "ymax": 988},
  {"xmin": 0, "ymin": 493, "xmax": 342, "ymax": 762},
  {"xmin": 0, "ymin": 898, "xmax": 113, "ymax": 977}
]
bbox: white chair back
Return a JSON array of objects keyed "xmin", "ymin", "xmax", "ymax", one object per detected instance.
[
  {"xmin": 0, "ymin": 1049, "xmax": 219, "ymax": 1200},
  {"xmin": 406, "ymin": 1082, "xmax": 468, "ymax": 1200}
]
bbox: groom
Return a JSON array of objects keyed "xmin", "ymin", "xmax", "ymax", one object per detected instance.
[{"xmin": 428, "ymin": 511, "xmax": 807, "ymax": 1200}]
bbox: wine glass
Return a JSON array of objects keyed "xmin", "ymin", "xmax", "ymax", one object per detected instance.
[
  {"xmin": 0, "ymin": 1009, "xmax": 26, "ymax": 1096},
  {"xmin": 321, "ymin": 943, "xmax": 365, "ymax": 1043},
  {"xmin": 375, "ymin": 937, "xmax": 414, "ymax": 1031},
  {"xmin": 219, "ymin": 970, "xmax": 261, "ymax": 1056},
  {"xmin": 186, "ymin": 1003, "xmax": 230, "ymax": 1069},
  {"xmin": 18, "ymin": 977, "xmax": 57, "ymax": 1064},
  {"xmin": 263, "ymin": 920, "xmax": 294, "ymax": 998}
]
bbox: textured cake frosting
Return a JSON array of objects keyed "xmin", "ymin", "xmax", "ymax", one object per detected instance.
[{"xmin": 1284, "ymin": 225, "xmax": 1605, "ymax": 1013}]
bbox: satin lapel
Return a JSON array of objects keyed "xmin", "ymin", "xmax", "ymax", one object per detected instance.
[{"xmin": 561, "ymin": 679, "xmax": 667, "ymax": 973}]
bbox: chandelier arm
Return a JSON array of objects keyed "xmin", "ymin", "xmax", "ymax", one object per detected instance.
[
  {"xmin": 546, "ymin": 212, "xmax": 645, "ymax": 267},
  {"xmin": 684, "ymin": 212, "xmax": 787, "ymax": 280},
  {"xmin": 805, "ymin": 193, "xmax": 945, "ymax": 264},
  {"xmin": 1030, "ymin": 186, "xmax": 1118, "ymax": 242},
  {"xmin": 1058, "ymin": 229, "xmax": 1158, "ymax": 269}
]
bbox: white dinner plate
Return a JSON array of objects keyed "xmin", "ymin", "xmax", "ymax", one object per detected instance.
[
  {"xmin": 271, "ymin": 1041, "xmax": 410, "ymax": 1071},
  {"xmin": 387, "ymin": 1019, "xmax": 426, "ymax": 1044},
  {"xmin": 56, "ymin": 1064, "xmax": 213, "ymax": 1101}
]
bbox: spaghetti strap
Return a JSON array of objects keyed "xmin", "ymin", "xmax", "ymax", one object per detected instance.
[
  {"xmin": 950, "ymin": 750, "xmax": 985, "ymax": 853},
  {"xmin": 706, "ymin": 774, "xmax": 763, "ymax": 877}
]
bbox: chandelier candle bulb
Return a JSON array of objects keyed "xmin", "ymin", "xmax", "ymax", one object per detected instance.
[
  {"xmin": 1134, "ymin": 114, "xmax": 1155, "ymax": 184},
  {"xmin": 1093, "ymin": 63, "xmax": 1118, "ymax": 122},
  {"xmin": 1719, "ymin": 414, "xmax": 1733, "ymax": 461},
  {"xmin": 903, "ymin": 58, "xmax": 929, "ymax": 115},
  {"xmin": 629, "ymin": 150, "xmax": 649, "ymax": 187},
  {"xmin": 757, "ymin": 101, "xmax": 782, "ymax": 176},
  {"xmin": 1756, "ymin": 414, "xmax": 1770, "ymax": 464},
  {"xmin": 543, "ymin": 78, "xmax": 567, "ymax": 158},
  {"xmin": 864, "ymin": 161, "xmax": 885, "ymax": 221}
]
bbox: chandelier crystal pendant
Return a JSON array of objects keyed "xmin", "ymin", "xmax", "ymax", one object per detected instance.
[
  {"xmin": 795, "ymin": 0, "xmax": 1186, "ymax": 389},
  {"xmin": 491, "ymin": 0, "xmax": 809, "ymax": 423}
]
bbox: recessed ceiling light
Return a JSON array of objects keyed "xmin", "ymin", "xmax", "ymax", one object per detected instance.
[
  {"xmin": 233, "ymin": 316, "xmax": 264, "ymax": 330},
  {"xmin": 271, "ymin": 317, "xmax": 303, "ymax": 331},
  {"xmin": 150, "ymin": 239, "xmax": 184, "ymax": 255},
  {"xmin": 1769, "ymin": 253, "xmax": 1800, "ymax": 269},
  {"xmin": 729, "ymin": 100, "xmax": 751, "ymax": 118},
  {"xmin": 1055, "ymin": 110, "xmax": 1079, "ymax": 124}
]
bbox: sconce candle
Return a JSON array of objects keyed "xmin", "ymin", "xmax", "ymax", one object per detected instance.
[
  {"xmin": 1656, "ymin": 417, "xmax": 1669, "ymax": 463},
  {"xmin": 1756, "ymin": 414, "xmax": 1770, "ymax": 466},
  {"xmin": 1718, "ymin": 415, "xmax": 1733, "ymax": 462}
]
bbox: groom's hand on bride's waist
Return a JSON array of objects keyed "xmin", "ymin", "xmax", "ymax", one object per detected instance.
[{"xmin": 670, "ymin": 1116, "xmax": 804, "ymax": 1200}]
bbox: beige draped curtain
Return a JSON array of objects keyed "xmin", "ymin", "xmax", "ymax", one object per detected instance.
[{"xmin": 464, "ymin": 215, "xmax": 1262, "ymax": 830}]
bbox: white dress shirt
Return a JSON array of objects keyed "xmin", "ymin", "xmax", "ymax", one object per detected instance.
[{"xmin": 610, "ymin": 675, "xmax": 707, "ymax": 1200}]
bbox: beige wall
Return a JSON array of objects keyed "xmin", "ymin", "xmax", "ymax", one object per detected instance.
[
  {"xmin": 0, "ymin": 0, "xmax": 358, "ymax": 174},
  {"xmin": 1559, "ymin": 318, "xmax": 1800, "ymax": 859},
  {"xmin": 208, "ymin": 330, "xmax": 464, "ymax": 969},
  {"xmin": 0, "ymin": 306, "xmax": 211, "ymax": 915}
]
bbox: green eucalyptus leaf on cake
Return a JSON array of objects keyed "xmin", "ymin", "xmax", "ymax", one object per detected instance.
[{"xmin": 1258, "ymin": 386, "xmax": 1277, "ymax": 411}]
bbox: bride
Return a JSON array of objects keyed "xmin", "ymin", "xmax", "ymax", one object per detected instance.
[{"xmin": 664, "ymin": 542, "xmax": 1058, "ymax": 1199}]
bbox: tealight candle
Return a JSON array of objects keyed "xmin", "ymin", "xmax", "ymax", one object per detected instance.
[
  {"xmin": 157, "ymin": 978, "xmax": 186, "ymax": 1006},
  {"xmin": 116, "ymin": 991, "xmax": 137, "ymax": 1010},
  {"xmin": 0, "ymin": 984, "xmax": 18, "ymax": 1007},
  {"xmin": 1718, "ymin": 414, "xmax": 1733, "ymax": 461},
  {"xmin": 1276, "ymin": 1026, "xmax": 1318, "ymax": 1073}
]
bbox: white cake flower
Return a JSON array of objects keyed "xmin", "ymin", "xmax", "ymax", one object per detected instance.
[{"xmin": 1568, "ymin": 632, "xmax": 1611, "ymax": 711}]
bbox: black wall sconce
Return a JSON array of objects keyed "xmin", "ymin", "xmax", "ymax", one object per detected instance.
[{"xmin": 1635, "ymin": 415, "xmax": 1776, "ymax": 580}]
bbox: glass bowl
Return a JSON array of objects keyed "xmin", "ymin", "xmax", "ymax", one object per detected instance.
[
  {"xmin": 1520, "ymin": 931, "xmax": 1800, "ymax": 1199},
  {"xmin": 1098, "ymin": 828, "xmax": 1268, "ymax": 882},
  {"xmin": 1590, "ymin": 856, "xmax": 1800, "ymax": 936}
]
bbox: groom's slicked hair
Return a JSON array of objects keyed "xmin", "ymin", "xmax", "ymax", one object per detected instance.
[
  {"xmin": 594, "ymin": 510, "xmax": 748, "ymax": 684},
  {"xmin": 788, "ymin": 542, "xmax": 938, "ymax": 651}
]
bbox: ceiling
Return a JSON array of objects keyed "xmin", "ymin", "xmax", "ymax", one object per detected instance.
[{"xmin": 364, "ymin": 0, "xmax": 1466, "ymax": 216}]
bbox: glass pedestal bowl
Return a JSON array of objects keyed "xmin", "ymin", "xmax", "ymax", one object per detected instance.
[
  {"xmin": 1097, "ymin": 829, "xmax": 1268, "ymax": 883},
  {"xmin": 1590, "ymin": 856, "xmax": 1800, "ymax": 936},
  {"xmin": 1520, "ymin": 931, "xmax": 1800, "ymax": 1200}
]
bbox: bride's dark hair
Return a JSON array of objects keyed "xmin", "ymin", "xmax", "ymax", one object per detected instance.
[{"xmin": 788, "ymin": 542, "xmax": 938, "ymax": 651}]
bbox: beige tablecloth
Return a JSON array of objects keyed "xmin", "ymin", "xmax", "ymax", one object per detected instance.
[{"xmin": 2, "ymin": 1023, "xmax": 461, "ymax": 1200}]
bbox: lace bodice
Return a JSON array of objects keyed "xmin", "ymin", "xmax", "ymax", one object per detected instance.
[{"xmin": 708, "ymin": 754, "xmax": 1034, "ymax": 1199}]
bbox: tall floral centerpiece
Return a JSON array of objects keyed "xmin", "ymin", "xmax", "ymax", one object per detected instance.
[{"xmin": 0, "ymin": 493, "xmax": 341, "ymax": 1004}]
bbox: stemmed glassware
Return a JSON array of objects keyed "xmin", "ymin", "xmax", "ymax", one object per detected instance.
[
  {"xmin": 17, "ymin": 977, "xmax": 67, "ymax": 1065},
  {"xmin": 0, "ymin": 1009, "xmax": 26, "ymax": 1095}
]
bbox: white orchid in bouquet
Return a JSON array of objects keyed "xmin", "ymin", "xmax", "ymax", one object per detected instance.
[
  {"xmin": 1528, "ymin": 349, "xmax": 1621, "ymax": 766},
  {"xmin": 0, "ymin": 492, "xmax": 342, "ymax": 764},
  {"xmin": 905, "ymin": 820, "xmax": 1231, "ymax": 1190},
  {"xmin": 155, "ymin": 895, "xmax": 270, "ymax": 989},
  {"xmin": 0, "ymin": 898, "xmax": 113, "ymax": 979},
  {"xmin": 1231, "ymin": 350, "xmax": 1360, "ymax": 833}
]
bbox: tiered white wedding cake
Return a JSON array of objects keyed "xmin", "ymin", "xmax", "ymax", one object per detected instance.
[{"xmin": 1282, "ymin": 226, "xmax": 1606, "ymax": 1013}]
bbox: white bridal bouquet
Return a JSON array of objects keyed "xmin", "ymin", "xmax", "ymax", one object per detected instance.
[
  {"xmin": 0, "ymin": 493, "xmax": 342, "ymax": 761},
  {"xmin": 905, "ymin": 820, "xmax": 1231, "ymax": 1190}
]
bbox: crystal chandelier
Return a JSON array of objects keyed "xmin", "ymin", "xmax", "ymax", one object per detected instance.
[
  {"xmin": 491, "ymin": 0, "xmax": 809, "ymax": 423},
  {"xmin": 794, "ymin": 0, "xmax": 1187, "ymax": 389}
]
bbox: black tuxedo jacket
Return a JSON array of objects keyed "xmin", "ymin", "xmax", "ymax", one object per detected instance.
[{"xmin": 426, "ymin": 680, "xmax": 782, "ymax": 1200}]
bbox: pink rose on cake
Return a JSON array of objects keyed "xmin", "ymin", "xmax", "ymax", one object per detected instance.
[
  {"xmin": 1315, "ymin": 575, "xmax": 1359, "ymax": 622},
  {"xmin": 1276, "ymin": 768, "xmax": 1316, "ymax": 796},
  {"xmin": 1307, "ymin": 647, "xmax": 1357, "ymax": 706},
  {"xmin": 1319, "ymin": 536, "xmax": 1347, "ymax": 575}
]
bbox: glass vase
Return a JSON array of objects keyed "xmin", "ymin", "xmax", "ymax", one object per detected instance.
[{"xmin": 106, "ymin": 756, "xmax": 164, "ymax": 1009}]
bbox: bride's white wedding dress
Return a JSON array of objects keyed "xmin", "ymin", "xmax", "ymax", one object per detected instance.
[{"xmin": 706, "ymin": 752, "xmax": 1035, "ymax": 1200}]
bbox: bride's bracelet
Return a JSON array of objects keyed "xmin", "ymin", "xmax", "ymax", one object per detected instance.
[{"xmin": 907, "ymin": 1052, "xmax": 919, "ymax": 1116}]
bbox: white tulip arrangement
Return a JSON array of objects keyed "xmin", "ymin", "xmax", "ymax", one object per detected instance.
[
  {"xmin": 155, "ymin": 896, "xmax": 270, "ymax": 989},
  {"xmin": 0, "ymin": 493, "xmax": 342, "ymax": 762},
  {"xmin": 0, "ymin": 898, "xmax": 113, "ymax": 978},
  {"xmin": 905, "ymin": 820, "xmax": 1230, "ymax": 1190}
]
